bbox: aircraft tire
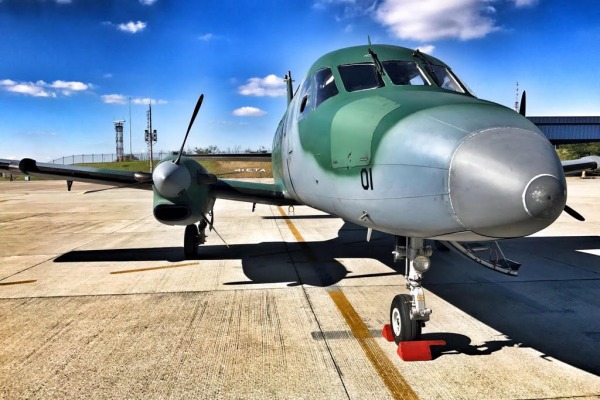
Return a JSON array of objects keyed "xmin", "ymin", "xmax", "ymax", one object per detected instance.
[
  {"xmin": 390, "ymin": 294, "xmax": 421, "ymax": 343},
  {"xmin": 184, "ymin": 224, "xmax": 199, "ymax": 258}
]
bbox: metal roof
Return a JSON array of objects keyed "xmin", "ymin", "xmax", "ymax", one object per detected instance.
[{"xmin": 528, "ymin": 116, "xmax": 600, "ymax": 144}]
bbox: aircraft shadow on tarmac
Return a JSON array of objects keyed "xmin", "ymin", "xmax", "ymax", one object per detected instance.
[
  {"xmin": 420, "ymin": 333, "xmax": 523, "ymax": 359},
  {"xmin": 54, "ymin": 223, "xmax": 600, "ymax": 376}
]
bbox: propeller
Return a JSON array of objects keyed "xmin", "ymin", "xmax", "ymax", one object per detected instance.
[
  {"xmin": 153, "ymin": 93, "xmax": 216, "ymax": 198},
  {"xmin": 175, "ymin": 94, "xmax": 204, "ymax": 165},
  {"xmin": 519, "ymin": 90, "xmax": 526, "ymax": 116},
  {"xmin": 564, "ymin": 204, "xmax": 585, "ymax": 221}
]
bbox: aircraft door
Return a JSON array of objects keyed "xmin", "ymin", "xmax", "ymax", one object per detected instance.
[{"xmin": 283, "ymin": 77, "xmax": 313, "ymax": 197}]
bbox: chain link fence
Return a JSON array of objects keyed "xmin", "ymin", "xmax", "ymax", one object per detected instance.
[{"xmin": 49, "ymin": 152, "xmax": 174, "ymax": 165}]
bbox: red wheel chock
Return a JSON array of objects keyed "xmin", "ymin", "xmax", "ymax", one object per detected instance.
[{"xmin": 381, "ymin": 324, "xmax": 446, "ymax": 361}]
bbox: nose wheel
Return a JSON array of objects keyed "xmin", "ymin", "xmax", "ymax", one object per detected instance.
[
  {"xmin": 184, "ymin": 224, "xmax": 199, "ymax": 258},
  {"xmin": 183, "ymin": 220, "xmax": 208, "ymax": 259},
  {"xmin": 390, "ymin": 294, "xmax": 421, "ymax": 343},
  {"xmin": 390, "ymin": 236, "xmax": 432, "ymax": 343}
]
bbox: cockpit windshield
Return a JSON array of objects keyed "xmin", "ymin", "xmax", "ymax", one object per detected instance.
[
  {"xmin": 428, "ymin": 65, "xmax": 465, "ymax": 94},
  {"xmin": 338, "ymin": 63, "xmax": 384, "ymax": 92},
  {"xmin": 382, "ymin": 60, "xmax": 428, "ymax": 86}
]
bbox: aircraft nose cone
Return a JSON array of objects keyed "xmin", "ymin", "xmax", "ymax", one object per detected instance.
[
  {"xmin": 523, "ymin": 174, "xmax": 566, "ymax": 220},
  {"xmin": 449, "ymin": 127, "xmax": 566, "ymax": 239},
  {"xmin": 153, "ymin": 161, "xmax": 191, "ymax": 198}
]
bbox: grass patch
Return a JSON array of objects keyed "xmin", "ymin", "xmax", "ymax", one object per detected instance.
[{"xmin": 77, "ymin": 159, "xmax": 273, "ymax": 178}]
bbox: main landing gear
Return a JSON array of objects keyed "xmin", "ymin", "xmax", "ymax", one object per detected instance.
[
  {"xmin": 183, "ymin": 219, "xmax": 208, "ymax": 258},
  {"xmin": 390, "ymin": 236, "xmax": 432, "ymax": 343}
]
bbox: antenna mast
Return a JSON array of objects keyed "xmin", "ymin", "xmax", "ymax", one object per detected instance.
[
  {"xmin": 515, "ymin": 82, "xmax": 519, "ymax": 112},
  {"xmin": 144, "ymin": 102, "xmax": 157, "ymax": 172}
]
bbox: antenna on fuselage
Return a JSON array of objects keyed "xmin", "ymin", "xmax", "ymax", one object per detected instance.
[
  {"xmin": 284, "ymin": 71, "xmax": 294, "ymax": 105},
  {"xmin": 368, "ymin": 35, "xmax": 372, "ymax": 45}
]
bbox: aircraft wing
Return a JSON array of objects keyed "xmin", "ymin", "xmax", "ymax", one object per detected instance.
[
  {"xmin": 0, "ymin": 158, "xmax": 296, "ymax": 206},
  {"xmin": 561, "ymin": 156, "xmax": 600, "ymax": 174},
  {"xmin": 211, "ymin": 179, "xmax": 297, "ymax": 205},
  {"xmin": 0, "ymin": 158, "xmax": 153, "ymax": 189}
]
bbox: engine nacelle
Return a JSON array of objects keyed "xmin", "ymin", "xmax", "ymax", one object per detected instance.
[{"xmin": 152, "ymin": 157, "xmax": 215, "ymax": 226}]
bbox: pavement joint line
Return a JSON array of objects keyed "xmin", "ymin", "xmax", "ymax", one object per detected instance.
[
  {"xmin": 110, "ymin": 262, "xmax": 199, "ymax": 274},
  {"xmin": 0, "ymin": 255, "xmax": 55, "ymax": 283},
  {"xmin": 328, "ymin": 289, "xmax": 419, "ymax": 400},
  {"xmin": 0, "ymin": 279, "xmax": 37, "ymax": 286},
  {"xmin": 276, "ymin": 206, "xmax": 419, "ymax": 400}
]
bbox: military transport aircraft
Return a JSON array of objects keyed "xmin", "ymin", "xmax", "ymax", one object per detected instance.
[{"xmin": 2, "ymin": 44, "xmax": 599, "ymax": 344}]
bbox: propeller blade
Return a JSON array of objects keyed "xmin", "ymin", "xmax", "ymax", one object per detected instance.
[
  {"xmin": 519, "ymin": 90, "xmax": 526, "ymax": 116},
  {"xmin": 175, "ymin": 94, "xmax": 204, "ymax": 165},
  {"xmin": 564, "ymin": 204, "xmax": 585, "ymax": 221}
]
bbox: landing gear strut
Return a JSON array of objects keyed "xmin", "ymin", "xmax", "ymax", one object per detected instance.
[
  {"xmin": 183, "ymin": 220, "xmax": 208, "ymax": 259},
  {"xmin": 390, "ymin": 236, "xmax": 432, "ymax": 343}
]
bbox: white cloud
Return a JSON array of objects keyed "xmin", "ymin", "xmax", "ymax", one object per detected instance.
[
  {"xmin": 0, "ymin": 79, "xmax": 90, "ymax": 98},
  {"xmin": 198, "ymin": 33, "xmax": 214, "ymax": 41},
  {"xmin": 101, "ymin": 94, "xmax": 167, "ymax": 105},
  {"xmin": 374, "ymin": 0, "xmax": 499, "ymax": 41},
  {"xmin": 101, "ymin": 94, "xmax": 126, "ymax": 104},
  {"xmin": 132, "ymin": 97, "xmax": 167, "ymax": 105},
  {"xmin": 514, "ymin": 0, "xmax": 537, "ymax": 7},
  {"xmin": 49, "ymin": 80, "xmax": 90, "ymax": 95},
  {"xmin": 314, "ymin": 0, "xmax": 376, "ymax": 18},
  {"xmin": 238, "ymin": 75, "xmax": 286, "ymax": 97},
  {"xmin": 0, "ymin": 79, "xmax": 53, "ymax": 97},
  {"xmin": 232, "ymin": 107, "xmax": 267, "ymax": 117},
  {"xmin": 139, "ymin": 0, "xmax": 158, "ymax": 5},
  {"xmin": 415, "ymin": 44, "xmax": 435, "ymax": 54},
  {"xmin": 117, "ymin": 21, "xmax": 147, "ymax": 34}
]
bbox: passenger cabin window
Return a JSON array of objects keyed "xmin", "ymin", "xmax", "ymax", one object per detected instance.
[
  {"xmin": 429, "ymin": 65, "xmax": 465, "ymax": 93},
  {"xmin": 382, "ymin": 61, "xmax": 428, "ymax": 86},
  {"xmin": 338, "ymin": 63, "xmax": 384, "ymax": 92},
  {"xmin": 314, "ymin": 68, "xmax": 339, "ymax": 108}
]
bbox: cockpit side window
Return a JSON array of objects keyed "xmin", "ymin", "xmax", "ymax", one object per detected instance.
[
  {"xmin": 428, "ymin": 65, "xmax": 465, "ymax": 93},
  {"xmin": 382, "ymin": 61, "xmax": 428, "ymax": 86},
  {"xmin": 297, "ymin": 77, "xmax": 313, "ymax": 118},
  {"xmin": 314, "ymin": 68, "xmax": 339, "ymax": 108},
  {"xmin": 338, "ymin": 63, "xmax": 384, "ymax": 92}
]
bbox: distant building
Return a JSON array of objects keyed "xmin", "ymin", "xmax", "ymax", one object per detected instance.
[{"xmin": 529, "ymin": 117, "xmax": 600, "ymax": 144}]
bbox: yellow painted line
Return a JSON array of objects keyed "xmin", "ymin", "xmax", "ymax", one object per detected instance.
[
  {"xmin": 277, "ymin": 206, "xmax": 305, "ymax": 242},
  {"xmin": 110, "ymin": 262, "xmax": 199, "ymax": 275},
  {"xmin": 276, "ymin": 205, "xmax": 417, "ymax": 399},
  {"xmin": 329, "ymin": 290, "xmax": 418, "ymax": 400},
  {"xmin": 276, "ymin": 206, "xmax": 318, "ymax": 262},
  {"xmin": 0, "ymin": 279, "xmax": 37, "ymax": 286}
]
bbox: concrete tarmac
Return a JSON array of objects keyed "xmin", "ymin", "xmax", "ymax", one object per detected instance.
[{"xmin": 0, "ymin": 178, "xmax": 599, "ymax": 399}]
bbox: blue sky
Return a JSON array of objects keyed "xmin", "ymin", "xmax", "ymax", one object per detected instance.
[{"xmin": 1, "ymin": 0, "xmax": 599, "ymax": 161}]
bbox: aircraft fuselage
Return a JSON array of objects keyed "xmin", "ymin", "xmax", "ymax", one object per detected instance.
[{"xmin": 272, "ymin": 45, "xmax": 566, "ymax": 241}]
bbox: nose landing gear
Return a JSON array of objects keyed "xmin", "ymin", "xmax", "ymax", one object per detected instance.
[
  {"xmin": 183, "ymin": 219, "xmax": 208, "ymax": 258},
  {"xmin": 390, "ymin": 236, "xmax": 432, "ymax": 343}
]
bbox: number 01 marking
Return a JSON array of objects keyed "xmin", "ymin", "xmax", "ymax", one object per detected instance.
[{"xmin": 361, "ymin": 168, "xmax": 374, "ymax": 190}]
